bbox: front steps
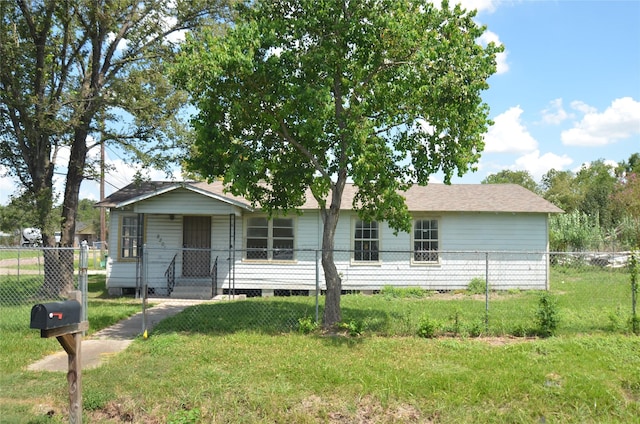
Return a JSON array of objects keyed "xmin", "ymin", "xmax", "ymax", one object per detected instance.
[{"xmin": 170, "ymin": 278, "xmax": 214, "ymax": 299}]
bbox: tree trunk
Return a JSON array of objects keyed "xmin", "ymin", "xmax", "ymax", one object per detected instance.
[
  {"xmin": 321, "ymin": 173, "xmax": 347, "ymax": 328},
  {"xmin": 61, "ymin": 126, "xmax": 89, "ymax": 247},
  {"xmin": 42, "ymin": 248, "xmax": 75, "ymax": 298},
  {"xmin": 43, "ymin": 126, "xmax": 90, "ymax": 298},
  {"xmin": 321, "ymin": 208, "xmax": 341, "ymax": 327}
]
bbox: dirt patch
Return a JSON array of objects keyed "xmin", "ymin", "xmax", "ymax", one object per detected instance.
[
  {"xmin": 87, "ymin": 401, "xmax": 162, "ymax": 424},
  {"xmin": 475, "ymin": 336, "xmax": 538, "ymax": 346},
  {"xmin": 297, "ymin": 394, "xmax": 426, "ymax": 423}
]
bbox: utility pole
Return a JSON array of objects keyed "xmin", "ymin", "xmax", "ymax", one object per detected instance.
[{"xmin": 100, "ymin": 136, "xmax": 106, "ymax": 258}]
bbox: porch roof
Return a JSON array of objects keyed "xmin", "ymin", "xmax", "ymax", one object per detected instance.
[{"xmin": 95, "ymin": 181, "xmax": 253, "ymax": 211}]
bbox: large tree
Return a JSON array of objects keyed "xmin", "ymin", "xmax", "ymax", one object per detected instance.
[
  {"xmin": 574, "ymin": 159, "xmax": 620, "ymax": 229},
  {"xmin": 173, "ymin": 0, "xmax": 502, "ymax": 327},
  {"xmin": 0, "ymin": 0, "xmax": 235, "ymax": 246},
  {"xmin": 481, "ymin": 169, "xmax": 539, "ymax": 193},
  {"xmin": 540, "ymin": 169, "xmax": 580, "ymax": 213}
]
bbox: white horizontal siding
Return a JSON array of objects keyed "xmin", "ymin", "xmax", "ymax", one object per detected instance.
[
  {"xmin": 212, "ymin": 251, "xmax": 547, "ymax": 291},
  {"xmin": 442, "ymin": 213, "xmax": 548, "ymax": 252},
  {"xmin": 106, "ymin": 206, "xmax": 551, "ymax": 292},
  {"xmin": 134, "ymin": 188, "xmax": 243, "ymax": 215}
]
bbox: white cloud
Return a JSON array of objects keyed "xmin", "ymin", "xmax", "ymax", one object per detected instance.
[
  {"xmin": 561, "ymin": 97, "xmax": 640, "ymax": 146},
  {"xmin": 570, "ymin": 100, "xmax": 597, "ymax": 115},
  {"xmin": 454, "ymin": 0, "xmax": 500, "ymax": 14},
  {"xmin": 106, "ymin": 32, "xmax": 129, "ymax": 53},
  {"xmin": 541, "ymin": 98, "xmax": 571, "ymax": 125},
  {"xmin": 484, "ymin": 106, "xmax": 538, "ymax": 153},
  {"xmin": 0, "ymin": 167, "xmax": 18, "ymax": 205},
  {"xmin": 514, "ymin": 150, "xmax": 573, "ymax": 181},
  {"xmin": 477, "ymin": 30, "xmax": 509, "ymax": 75}
]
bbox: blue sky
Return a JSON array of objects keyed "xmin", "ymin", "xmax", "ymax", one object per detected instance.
[
  {"xmin": 443, "ymin": 0, "xmax": 640, "ymax": 184},
  {"xmin": 1, "ymin": 0, "xmax": 639, "ymax": 205}
]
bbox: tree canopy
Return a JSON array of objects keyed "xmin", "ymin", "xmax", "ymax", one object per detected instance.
[
  {"xmin": 173, "ymin": 0, "xmax": 502, "ymax": 326},
  {"xmin": 481, "ymin": 170, "xmax": 539, "ymax": 194},
  {"xmin": 0, "ymin": 0, "xmax": 236, "ymax": 247}
]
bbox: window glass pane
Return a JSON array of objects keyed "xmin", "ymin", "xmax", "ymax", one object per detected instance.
[
  {"xmin": 354, "ymin": 220, "xmax": 379, "ymax": 262},
  {"xmin": 414, "ymin": 219, "xmax": 439, "ymax": 262},
  {"xmin": 245, "ymin": 217, "xmax": 294, "ymax": 260},
  {"xmin": 247, "ymin": 227, "xmax": 269, "ymax": 238},
  {"xmin": 273, "ymin": 227, "xmax": 294, "ymax": 238},
  {"xmin": 246, "ymin": 217, "xmax": 268, "ymax": 259},
  {"xmin": 249, "ymin": 217, "xmax": 268, "ymax": 227},
  {"xmin": 273, "ymin": 218, "xmax": 292, "ymax": 227},
  {"xmin": 272, "ymin": 218, "xmax": 294, "ymax": 260},
  {"xmin": 246, "ymin": 238, "xmax": 268, "ymax": 259},
  {"xmin": 121, "ymin": 216, "xmax": 139, "ymax": 258}
]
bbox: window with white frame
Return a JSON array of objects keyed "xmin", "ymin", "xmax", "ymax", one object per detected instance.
[
  {"xmin": 245, "ymin": 217, "xmax": 294, "ymax": 260},
  {"xmin": 120, "ymin": 215, "xmax": 140, "ymax": 259},
  {"xmin": 413, "ymin": 218, "xmax": 439, "ymax": 262},
  {"xmin": 354, "ymin": 220, "xmax": 379, "ymax": 262}
]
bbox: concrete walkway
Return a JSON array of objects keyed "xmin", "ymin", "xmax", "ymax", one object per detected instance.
[{"xmin": 28, "ymin": 300, "xmax": 207, "ymax": 372}]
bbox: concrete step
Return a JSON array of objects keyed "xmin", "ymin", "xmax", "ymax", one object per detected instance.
[{"xmin": 170, "ymin": 285, "xmax": 213, "ymax": 300}]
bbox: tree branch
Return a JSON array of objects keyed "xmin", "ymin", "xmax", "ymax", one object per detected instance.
[{"xmin": 277, "ymin": 119, "xmax": 331, "ymax": 181}]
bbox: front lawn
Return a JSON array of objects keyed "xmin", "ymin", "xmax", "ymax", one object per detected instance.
[{"xmin": 0, "ymin": 268, "xmax": 638, "ymax": 423}]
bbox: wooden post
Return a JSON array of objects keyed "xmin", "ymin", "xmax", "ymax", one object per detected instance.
[
  {"xmin": 65, "ymin": 290, "xmax": 83, "ymax": 424},
  {"xmin": 33, "ymin": 291, "xmax": 88, "ymax": 423}
]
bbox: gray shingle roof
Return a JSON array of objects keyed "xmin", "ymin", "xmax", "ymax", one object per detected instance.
[{"xmin": 97, "ymin": 181, "xmax": 563, "ymax": 214}]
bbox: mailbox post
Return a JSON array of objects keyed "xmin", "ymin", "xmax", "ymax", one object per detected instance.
[{"xmin": 30, "ymin": 291, "xmax": 88, "ymax": 424}]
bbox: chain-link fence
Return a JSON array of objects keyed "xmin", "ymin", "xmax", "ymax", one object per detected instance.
[
  {"xmin": 2, "ymin": 246, "xmax": 636, "ymax": 336},
  {"xmin": 127, "ymin": 248, "xmax": 637, "ymax": 337},
  {"xmin": 0, "ymin": 245, "xmax": 90, "ymax": 331}
]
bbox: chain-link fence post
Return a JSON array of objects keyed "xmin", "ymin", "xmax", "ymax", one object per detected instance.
[
  {"xmin": 315, "ymin": 249, "xmax": 320, "ymax": 323},
  {"xmin": 631, "ymin": 249, "xmax": 638, "ymax": 335},
  {"xmin": 485, "ymin": 251, "xmax": 489, "ymax": 333},
  {"xmin": 79, "ymin": 241, "xmax": 89, "ymax": 324},
  {"xmin": 142, "ymin": 244, "xmax": 148, "ymax": 336}
]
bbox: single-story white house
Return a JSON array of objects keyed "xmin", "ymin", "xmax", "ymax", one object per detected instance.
[{"xmin": 96, "ymin": 181, "xmax": 563, "ymax": 298}]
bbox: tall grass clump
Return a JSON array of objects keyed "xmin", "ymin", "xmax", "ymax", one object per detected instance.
[
  {"xmin": 535, "ymin": 292, "xmax": 559, "ymax": 337},
  {"xmin": 416, "ymin": 315, "xmax": 438, "ymax": 338},
  {"xmin": 467, "ymin": 277, "xmax": 486, "ymax": 295},
  {"xmin": 380, "ymin": 285, "xmax": 430, "ymax": 299},
  {"xmin": 549, "ymin": 210, "xmax": 605, "ymax": 251}
]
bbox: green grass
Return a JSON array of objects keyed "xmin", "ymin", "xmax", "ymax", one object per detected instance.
[
  {"xmin": 0, "ymin": 248, "xmax": 105, "ymax": 270},
  {"xmin": 0, "ymin": 267, "xmax": 639, "ymax": 423},
  {"xmin": 0, "ymin": 248, "xmax": 42, "ymax": 260}
]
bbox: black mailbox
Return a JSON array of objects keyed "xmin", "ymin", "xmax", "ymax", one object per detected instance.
[{"xmin": 30, "ymin": 300, "xmax": 82, "ymax": 330}]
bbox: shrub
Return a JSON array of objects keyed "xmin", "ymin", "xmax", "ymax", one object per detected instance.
[
  {"xmin": 466, "ymin": 320, "xmax": 485, "ymax": 338},
  {"xmin": 549, "ymin": 210, "xmax": 605, "ymax": 251},
  {"xmin": 511, "ymin": 322, "xmax": 533, "ymax": 338},
  {"xmin": 535, "ymin": 292, "xmax": 559, "ymax": 337},
  {"xmin": 297, "ymin": 316, "xmax": 318, "ymax": 334},
  {"xmin": 448, "ymin": 308, "xmax": 463, "ymax": 335},
  {"xmin": 417, "ymin": 315, "xmax": 438, "ymax": 338},
  {"xmin": 339, "ymin": 320, "xmax": 362, "ymax": 336},
  {"xmin": 380, "ymin": 285, "xmax": 430, "ymax": 299},
  {"xmin": 467, "ymin": 277, "xmax": 486, "ymax": 295}
]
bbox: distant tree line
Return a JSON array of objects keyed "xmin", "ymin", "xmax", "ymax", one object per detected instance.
[
  {"xmin": 0, "ymin": 198, "xmax": 103, "ymax": 246},
  {"xmin": 482, "ymin": 152, "xmax": 640, "ymax": 251},
  {"xmin": 3, "ymin": 153, "xmax": 637, "ymax": 251}
]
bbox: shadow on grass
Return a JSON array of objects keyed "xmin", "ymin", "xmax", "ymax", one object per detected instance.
[{"xmin": 151, "ymin": 298, "xmax": 390, "ymax": 340}]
